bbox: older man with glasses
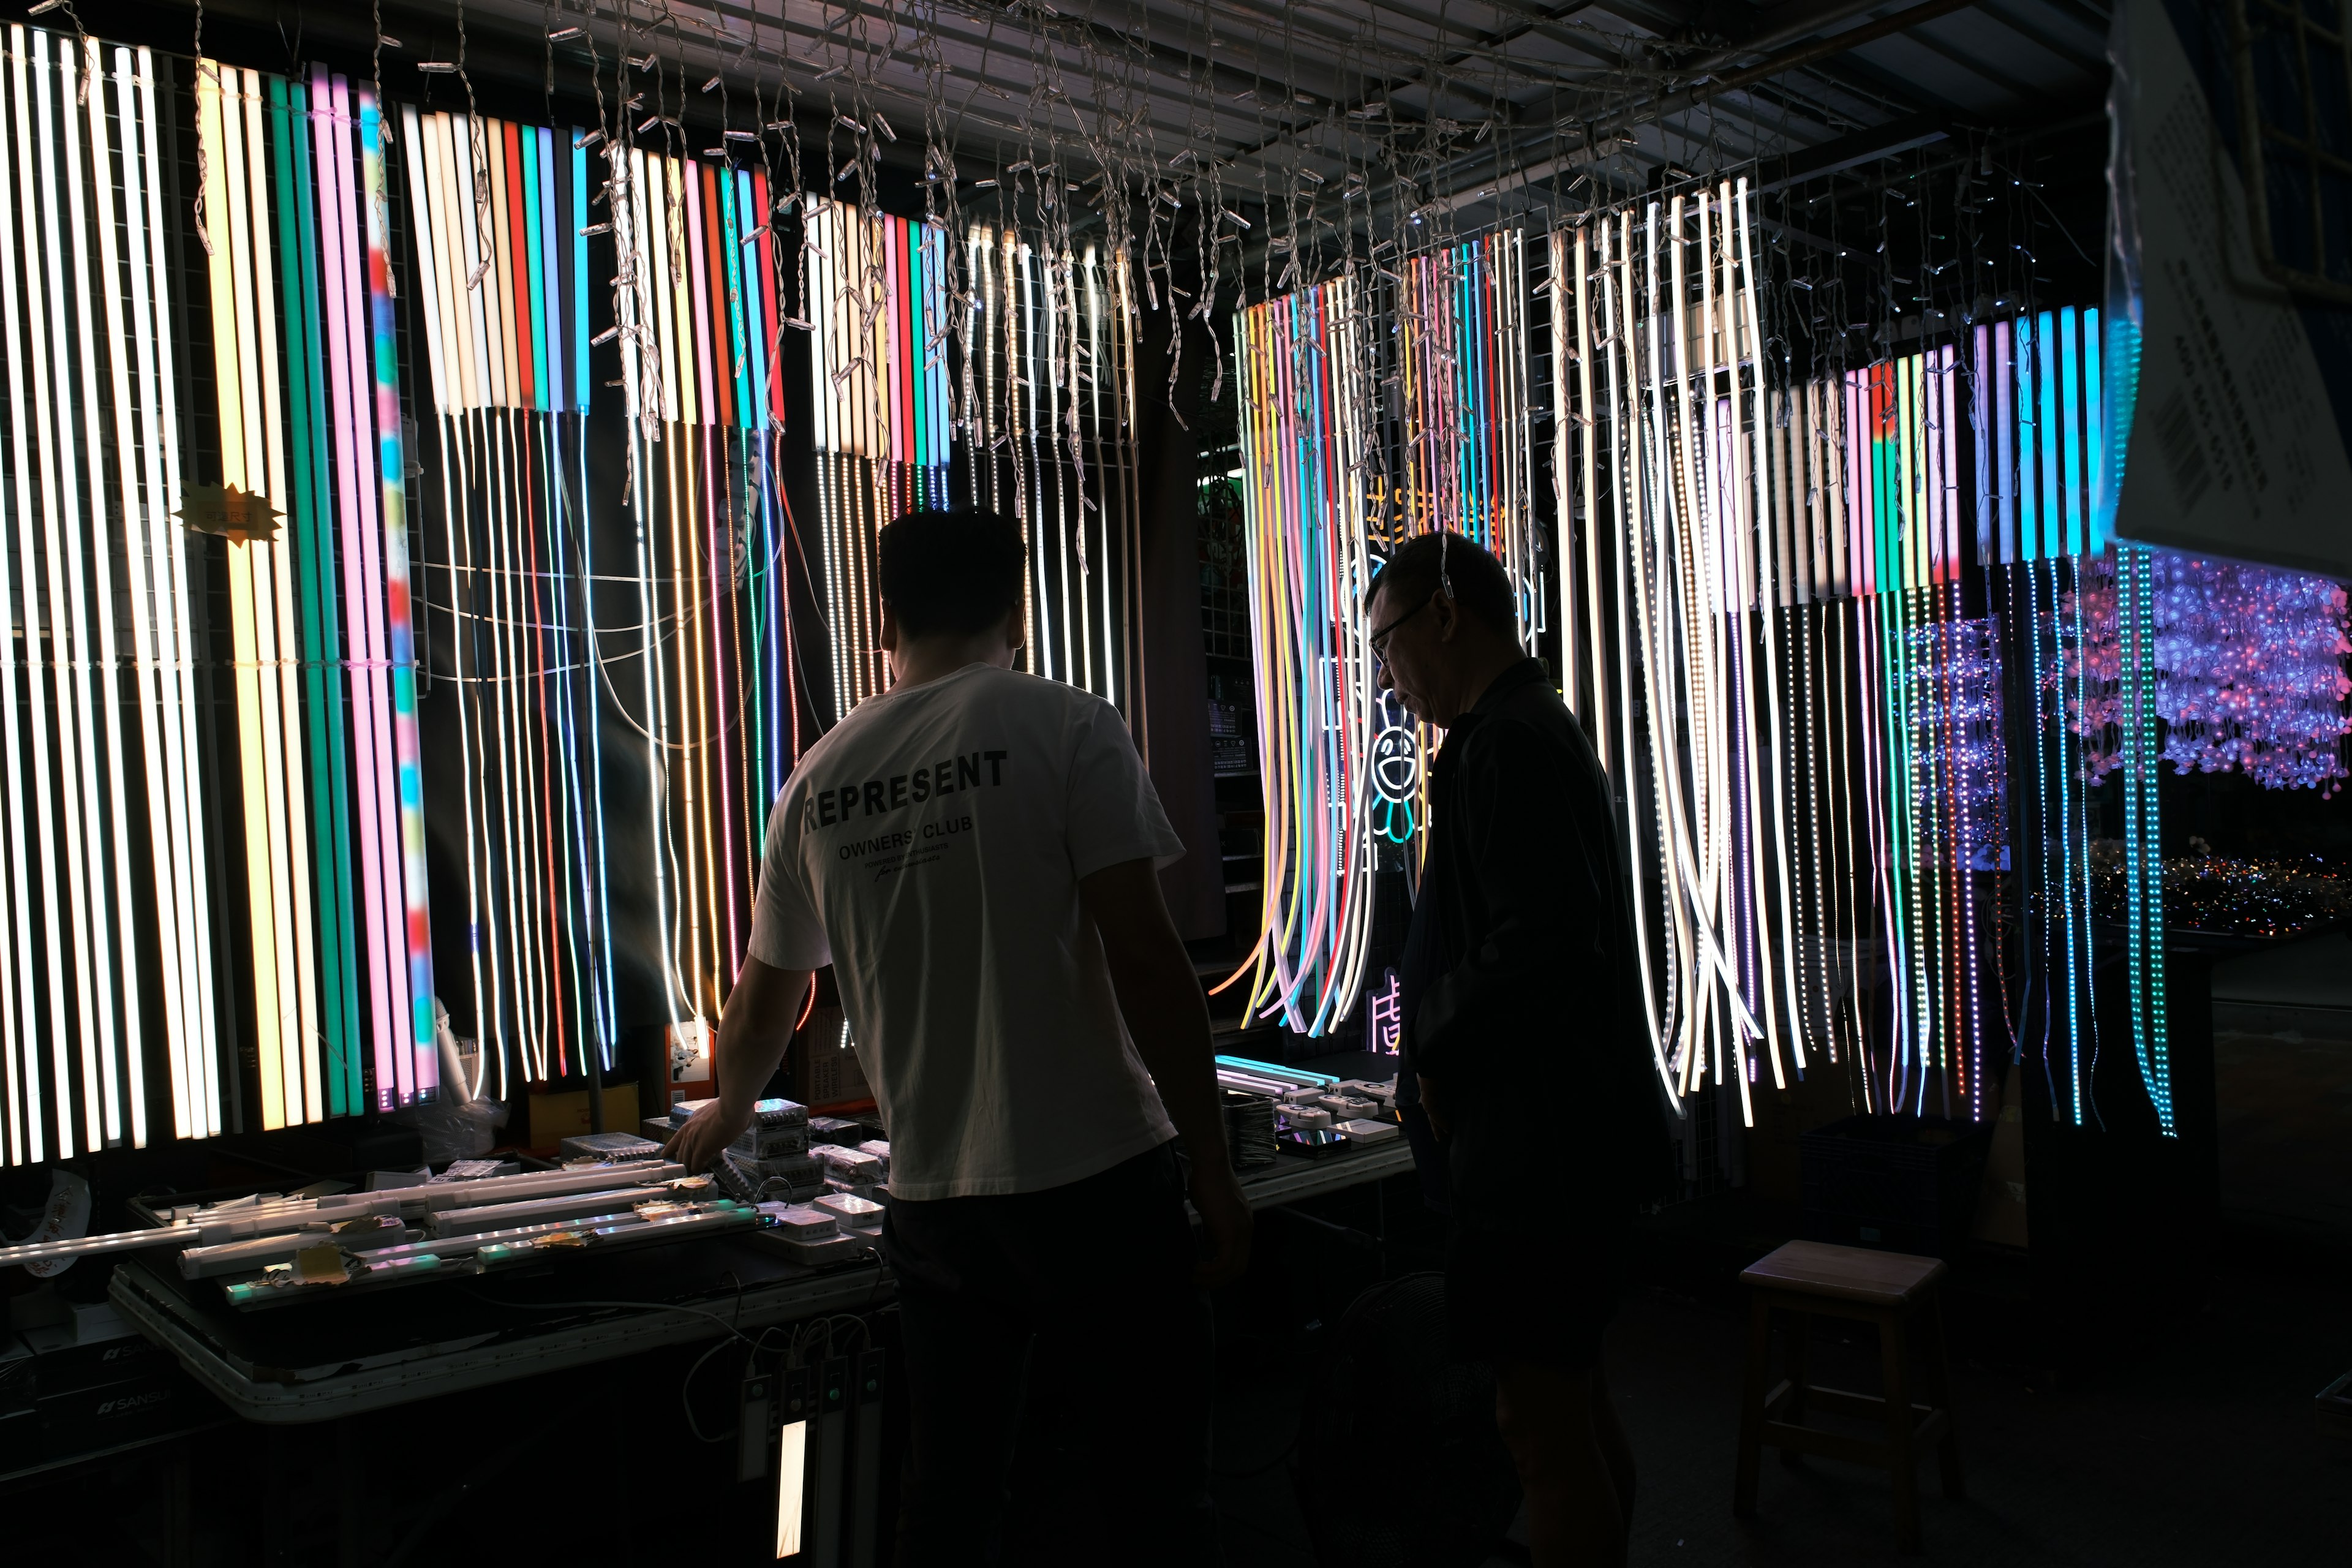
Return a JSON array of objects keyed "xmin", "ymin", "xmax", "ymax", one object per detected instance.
[{"xmin": 1366, "ymin": 529, "xmax": 1673, "ymax": 1568}]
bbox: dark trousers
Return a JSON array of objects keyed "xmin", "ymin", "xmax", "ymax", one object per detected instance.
[{"xmin": 882, "ymin": 1143, "xmax": 1218, "ymax": 1567}]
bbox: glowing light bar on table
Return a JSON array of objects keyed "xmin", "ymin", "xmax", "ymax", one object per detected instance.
[{"xmin": 0, "ymin": 29, "xmax": 221, "ymax": 1163}]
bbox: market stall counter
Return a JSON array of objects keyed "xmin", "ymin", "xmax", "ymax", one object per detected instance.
[{"xmin": 107, "ymin": 1110, "xmax": 1411, "ymax": 1426}]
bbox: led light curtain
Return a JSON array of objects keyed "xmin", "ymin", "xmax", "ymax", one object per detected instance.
[
  {"xmin": 805, "ymin": 197, "xmax": 953, "ymax": 719},
  {"xmin": 1229, "ymin": 277, "xmax": 1382, "ymax": 1035},
  {"xmin": 195, "ymin": 58, "xmax": 435, "ymax": 1127},
  {"xmin": 0, "ymin": 29, "xmax": 215, "ymax": 1163},
  {"xmin": 609, "ymin": 140, "xmax": 792, "ymax": 1034},
  {"xmin": 1393, "ymin": 232, "xmax": 1541, "ymax": 643},
  {"xmin": 964, "ymin": 228, "xmax": 1142, "ymax": 708},
  {"xmin": 399, "ymin": 105, "xmax": 608, "ymax": 1090},
  {"xmin": 2075, "ymin": 550, "xmax": 2352, "ymax": 794}
]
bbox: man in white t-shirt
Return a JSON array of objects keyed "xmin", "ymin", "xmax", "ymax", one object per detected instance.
[{"xmin": 667, "ymin": 506, "xmax": 1250, "ymax": 1564}]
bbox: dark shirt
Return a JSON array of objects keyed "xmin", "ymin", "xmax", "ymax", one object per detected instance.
[{"xmin": 1399, "ymin": 658, "xmax": 1675, "ymax": 1231}]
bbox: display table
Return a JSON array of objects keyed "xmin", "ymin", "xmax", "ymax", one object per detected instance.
[{"xmin": 111, "ymin": 1136, "xmax": 1416, "ymax": 1424}]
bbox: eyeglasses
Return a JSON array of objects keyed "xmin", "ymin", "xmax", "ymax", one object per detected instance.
[{"xmin": 1368, "ymin": 591, "xmax": 1436, "ymax": 667}]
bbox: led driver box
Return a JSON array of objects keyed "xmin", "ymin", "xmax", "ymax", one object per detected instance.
[
  {"xmin": 732, "ymin": 1123, "xmax": 812, "ymax": 1161},
  {"xmin": 560, "ymin": 1133, "xmax": 665, "ymax": 1163}
]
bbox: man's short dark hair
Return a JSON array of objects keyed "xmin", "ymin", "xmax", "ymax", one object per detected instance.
[
  {"xmin": 1368, "ymin": 530, "xmax": 1518, "ymax": 638},
  {"xmin": 878, "ymin": 507, "xmax": 1028, "ymax": 638}
]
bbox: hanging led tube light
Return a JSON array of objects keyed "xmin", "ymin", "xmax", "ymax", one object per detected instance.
[
  {"xmin": 189, "ymin": 55, "xmax": 437, "ymax": 1126},
  {"xmin": 1393, "ymin": 233, "xmax": 1540, "ymax": 644},
  {"xmin": 0, "ymin": 28, "xmax": 223, "ymax": 1163},
  {"xmin": 954, "ymin": 219, "xmax": 1140, "ymax": 709}
]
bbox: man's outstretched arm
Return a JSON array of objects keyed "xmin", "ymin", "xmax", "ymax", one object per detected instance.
[
  {"xmin": 1079, "ymin": 857, "xmax": 1254, "ymax": 1287},
  {"xmin": 663, "ymin": 954, "xmax": 815, "ymax": 1172}
]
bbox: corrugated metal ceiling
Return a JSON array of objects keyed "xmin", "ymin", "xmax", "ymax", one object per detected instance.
[{"xmin": 372, "ymin": 0, "xmax": 2112, "ymax": 222}]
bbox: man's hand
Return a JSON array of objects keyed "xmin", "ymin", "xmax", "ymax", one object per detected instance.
[
  {"xmin": 660, "ymin": 956, "xmax": 814, "ymax": 1176},
  {"xmin": 663, "ymin": 1099, "xmax": 751, "ymax": 1174},
  {"xmin": 1417, "ymin": 1072, "xmax": 1451, "ymax": 1140},
  {"xmin": 1189, "ymin": 1163, "xmax": 1254, "ymax": 1288}
]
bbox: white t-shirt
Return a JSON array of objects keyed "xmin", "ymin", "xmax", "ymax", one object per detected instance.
[{"xmin": 746, "ymin": 663, "xmax": 1185, "ymax": 1199}]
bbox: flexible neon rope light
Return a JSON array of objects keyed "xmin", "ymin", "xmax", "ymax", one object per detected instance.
[
  {"xmin": 1227, "ymin": 278, "xmax": 1380, "ymax": 1031},
  {"xmin": 408, "ymin": 105, "xmax": 620, "ymax": 1081}
]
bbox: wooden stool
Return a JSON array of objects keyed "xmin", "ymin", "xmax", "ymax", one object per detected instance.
[{"xmin": 1732, "ymin": 1240, "xmax": 1963, "ymax": 1553}]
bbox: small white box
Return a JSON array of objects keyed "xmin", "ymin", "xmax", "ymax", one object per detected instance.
[
  {"xmin": 815, "ymin": 1192, "xmax": 885, "ymax": 1230},
  {"xmin": 764, "ymin": 1229, "xmax": 867, "ymax": 1266},
  {"xmin": 1340, "ymin": 1119, "xmax": 1400, "ymax": 1144},
  {"xmin": 812, "ymin": 1145, "xmax": 884, "ymax": 1183},
  {"xmin": 757, "ymin": 1202, "xmax": 839, "ymax": 1239}
]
